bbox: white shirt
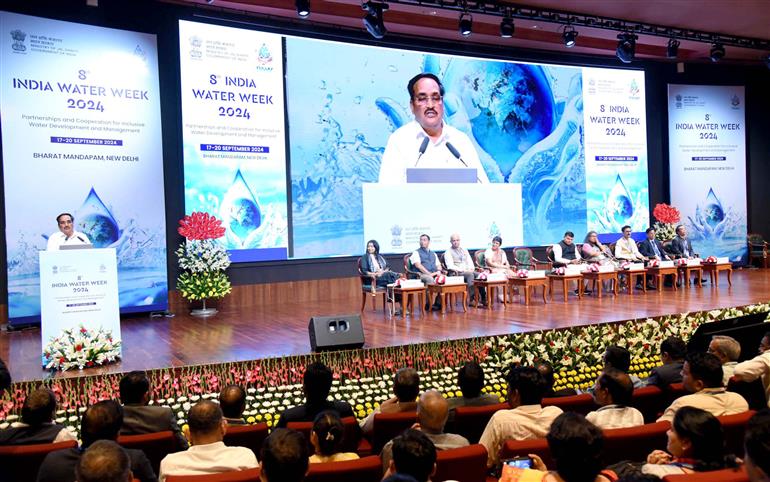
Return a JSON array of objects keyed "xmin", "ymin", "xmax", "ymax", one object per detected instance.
[
  {"xmin": 378, "ymin": 121, "xmax": 489, "ymax": 184},
  {"xmin": 159, "ymin": 441, "xmax": 258, "ymax": 481},
  {"xmin": 552, "ymin": 243, "xmax": 583, "ymax": 265},
  {"xmin": 614, "ymin": 237, "xmax": 644, "ymax": 261},
  {"xmin": 478, "ymin": 404, "xmax": 563, "ymax": 467},
  {"xmin": 722, "ymin": 361, "xmax": 738, "ymax": 387},
  {"xmin": 734, "ymin": 351, "xmax": 770, "ymax": 407},
  {"xmin": 657, "ymin": 387, "xmax": 749, "ymax": 423},
  {"xmin": 444, "ymin": 247, "xmax": 474, "ymax": 272},
  {"xmin": 585, "ymin": 404, "xmax": 644, "ymax": 429},
  {"xmin": 46, "ymin": 231, "xmax": 91, "ymax": 251}
]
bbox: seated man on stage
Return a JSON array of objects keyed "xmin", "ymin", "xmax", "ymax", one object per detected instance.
[
  {"xmin": 670, "ymin": 224, "xmax": 699, "ymax": 258},
  {"xmin": 614, "ymin": 225, "xmax": 647, "ymax": 262},
  {"xmin": 47, "ymin": 212, "xmax": 91, "ymax": 250},
  {"xmin": 551, "ymin": 231, "xmax": 582, "ymax": 267},
  {"xmin": 638, "ymin": 227, "xmax": 671, "ymax": 262},
  {"xmin": 410, "ymin": 234, "xmax": 444, "ymax": 311},
  {"xmin": 444, "ymin": 233, "xmax": 485, "ymax": 306}
]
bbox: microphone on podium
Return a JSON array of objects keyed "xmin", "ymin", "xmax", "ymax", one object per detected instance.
[
  {"xmin": 446, "ymin": 142, "xmax": 481, "ymax": 183},
  {"xmin": 414, "ymin": 137, "xmax": 430, "ymax": 167}
]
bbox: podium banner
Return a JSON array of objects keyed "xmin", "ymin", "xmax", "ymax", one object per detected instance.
[{"xmin": 39, "ymin": 248, "xmax": 121, "ymax": 363}]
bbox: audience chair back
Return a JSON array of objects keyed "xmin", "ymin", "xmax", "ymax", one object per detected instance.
[
  {"xmin": 286, "ymin": 416, "xmax": 366, "ymax": 455},
  {"xmin": 223, "ymin": 423, "xmax": 269, "ymax": 458},
  {"xmin": 718, "ymin": 410, "xmax": 756, "ymax": 457},
  {"xmin": 0, "ymin": 439, "xmax": 77, "ymax": 482},
  {"xmin": 601, "ymin": 421, "xmax": 670, "ymax": 466},
  {"xmin": 372, "ymin": 411, "xmax": 418, "ymax": 454},
  {"xmin": 403, "ymin": 254, "xmax": 421, "ymax": 279},
  {"xmin": 473, "ymin": 250, "xmax": 487, "ymax": 271},
  {"xmin": 499, "ymin": 437, "xmax": 552, "ymax": 467},
  {"xmin": 117, "ymin": 430, "xmax": 182, "ymax": 476},
  {"xmin": 305, "ymin": 455, "xmax": 382, "ymax": 482},
  {"xmin": 661, "ymin": 466, "xmax": 749, "ymax": 482},
  {"xmin": 165, "ymin": 467, "xmax": 261, "ymax": 482},
  {"xmin": 630, "ymin": 385, "xmax": 669, "ymax": 423},
  {"xmin": 727, "ymin": 378, "xmax": 768, "ymax": 410},
  {"xmin": 542, "ymin": 393, "xmax": 595, "ymax": 415},
  {"xmin": 433, "ymin": 444, "xmax": 488, "ymax": 482},
  {"xmin": 452, "ymin": 403, "xmax": 508, "ymax": 443}
]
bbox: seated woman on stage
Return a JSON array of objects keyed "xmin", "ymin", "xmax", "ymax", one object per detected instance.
[
  {"xmin": 484, "ymin": 236, "xmax": 515, "ymax": 277},
  {"xmin": 581, "ymin": 231, "xmax": 614, "ymax": 265},
  {"xmin": 309, "ymin": 411, "xmax": 359, "ymax": 463},
  {"xmin": 361, "ymin": 240, "xmax": 401, "ymax": 286}
]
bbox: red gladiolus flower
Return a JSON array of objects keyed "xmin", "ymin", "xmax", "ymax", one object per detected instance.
[
  {"xmin": 178, "ymin": 212, "xmax": 226, "ymax": 240},
  {"xmin": 652, "ymin": 203, "xmax": 681, "ymax": 224},
  {"xmin": 74, "ymin": 344, "xmax": 83, "ymax": 352}
]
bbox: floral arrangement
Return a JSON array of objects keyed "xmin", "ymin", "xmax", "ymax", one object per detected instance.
[
  {"xmin": 704, "ymin": 256, "xmax": 718, "ymax": 264},
  {"xmin": 515, "ymin": 269, "xmax": 529, "ymax": 278},
  {"xmin": 42, "ymin": 325, "xmax": 121, "ymax": 372},
  {"xmin": 4, "ymin": 303, "xmax": 769, "ymax": 438},
  {"xmin": 175, "ymin": 212, "xmax": 232, "ymax": 302},
  {"xmin": 652, "ymin": 203, "xmax": 681, "ymax": 241},
  {"xmin": 551, "ymin": 267, "xmax": 566, "ymax": 275}
]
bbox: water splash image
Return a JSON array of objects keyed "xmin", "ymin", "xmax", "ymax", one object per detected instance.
[
  {"xmin": 77, "ymin": 187, "xmax": 120, "ymax": 248},
  {"xmin": 220, "ymin": 169, "xmax": 262, "ymax": 248},
  {"xmin": 703, "ymin": 187, "xmax": 725, "ymax": 229},
  {"xmin": 686, "ymin": 188, "xmax": 747, "ymax": 262}
]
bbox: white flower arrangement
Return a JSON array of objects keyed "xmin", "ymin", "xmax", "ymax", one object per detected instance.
[{"xmin": 42, "ymin": 325, "xmax": 121, "ymax": 371}]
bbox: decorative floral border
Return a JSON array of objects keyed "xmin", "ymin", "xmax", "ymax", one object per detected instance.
[{"xmin": 2, "ymin": 302, "xmax": 768, "ymax": 441}]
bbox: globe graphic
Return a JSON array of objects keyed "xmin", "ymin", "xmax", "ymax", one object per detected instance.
[
  {"xmin": 611, "ymin": 195, "xmax": 634, "ymax": 224},
  {"xmin": 704, "ymin": 203, "xmax": 725, "ymax": 228},
  {"xmin": 227, "ymin": 198, "xmax": 261, "ymax": 239},
  {"xmin": 79, "ymin": 214, "xmax": 119, "ymax": 248}
]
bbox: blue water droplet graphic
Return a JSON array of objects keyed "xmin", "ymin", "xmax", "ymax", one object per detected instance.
[
  {"xmin": 219, "ymin": 169, "xmax": 262, "ymax": 242},
  {"xmin": 608, "ymin": 174, "xmax": 634, "ymax": 225},
  {"xmin": 76, "ymin": 187, "xmax": 120, "ymax": 248},
  {"xmin": 704, "ymin": 187, "xmax": 725, "ymax": 228}
]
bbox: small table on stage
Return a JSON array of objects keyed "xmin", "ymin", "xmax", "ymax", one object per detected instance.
[
  {"xmin": 701, "ymin": 262, "xmax": 733, "ymax": 287},
  {"xmin": 547, "ymin": 273, "xmax": 583, "ymax": 302},
  {"xmin": 508, "ymin": 277, "xmax": 549, "ymax": 305},
  {"xmin": 617, "ymin": 269, "xmax": 647, "ymax": 294},
  {"xmin": 427, "ymin": 283, "xmax": 467, "ymax": 314},
  {"xmin": 473, "ymin": 279, "xmax": 508, "ymax": 310},
  {"xmin": 646, "ymin": 266, "xmax": 678, "ymax": 290},
  {"xmin": 678, "ymin": 264, "xmax": 703, "ymax": 287},
  {"xmin": 391, "ymin": 285, "xmax": 426, "ymax": 318},
  {"xmin": 581, "ymin": 271, "xmax": 619, "ymax": 298}
]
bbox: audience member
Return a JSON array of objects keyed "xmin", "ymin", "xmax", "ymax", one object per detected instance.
[
  {"xmin": 604, "ymin": 346, "xmax": 643, "ymax": 388},
  {"xmin": 119, "ymin": 371, "xmax": 188, "ymax": 449},
  {"xmin": 447, "ymin": 362, "xmax": 500, "ymax": 413},
  {"xmin": 159, "ymin": 400, "xmax": 257, "ymax": 481},
  {"xmin": 536, "ymin": 360, "xmax": 577, "ymax": 398},
  {"xmin": 586, "ymin": 368, "xmax": 644, "ymax": 429},
  {"xmin": 479, "ymin": 366, "xmax": 562, "ymax": 467},
  {"xmin": 382, "ymin": 475, "xmax": 420, "ymax": 482},
  {"xmin": 0, "ymin": 357, "xmax": 10, "ymax": 396},
  {"xmin": 734, "ymin": 331, "xmax": 770, "ymax": 407},
  {"xmin": 360, "ymin": 367, "xmax": 420, "ymax": 434},
  {"xmin": 646, "ymin": 336, "xmax": 686, "ymax": 387},
  {"xmin": 260, "ymin": 428, "xmax": 309, "ymax": 482},
  {"xmin": 37, "ymin": 400, "xmax": 155, "ymax": 482},
  {"xmin": 383, "ymin": 429, "xmax": 436, "ymax": 482},
  {"xmin": 220, "ymin": 385, "xmax": 248, "ymax": 425},
  {"xmin": 709, "ymin": 335, "xmax": 742, "ymax": 386},
  {"xmin": 644, "ymin": 406, "xmax": 734, "ymax": 477},
  {"xmin": 500, "ymin": 412, "xmax": 613, "ymax": 482},
  {"xmin": 745, "ymin": 409, "xmax": 770, "ymax": 482},
  {"xmin": 0, "ymin": 387, "xmax": 76, "ymax": 445},
  {"xmin": 276, "ymin": 362, "xmax": 355, "ymax": 427},
  {"xmin": 75, "ymin": 440, "xmax": 133, "ymax": 482},
  {"xmin": 381, "ymin": 390, "xmax": 469, "ymax": 471},
  {"xmin": 308, "ymin": 410, "xmax": 358, "ymax": 463},
  {"xmin": 657, "ymin": 352, "xmax": 748, "ymax": 423}
]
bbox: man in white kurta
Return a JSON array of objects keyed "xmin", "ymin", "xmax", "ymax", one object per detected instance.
[{"xmin": 47, "ymin": 213, "xmax": 91, "ymax": 250}]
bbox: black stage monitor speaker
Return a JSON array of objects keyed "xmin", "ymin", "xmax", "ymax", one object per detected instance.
[
  {"xmin": 688, "ymin": 311, "xmax": 769, "ymax": 362},
  {"xmin": 309, "ymin": 314, "xmax": 365, "ymax": 352}
]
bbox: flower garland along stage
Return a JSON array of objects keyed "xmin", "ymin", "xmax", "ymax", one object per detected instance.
[{"xmin": 2, "ymin": 303, "xmax": 768, "ymax": 440}]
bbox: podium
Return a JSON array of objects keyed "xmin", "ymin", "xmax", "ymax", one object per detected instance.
[{"xmin": 39, "ymin": 248, "xmax": 121, "ymax": 365}]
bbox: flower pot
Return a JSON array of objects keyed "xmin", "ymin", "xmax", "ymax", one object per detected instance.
[{"xmin": 191, "ymin": 299, "xmax": 218, "ymax": 317}]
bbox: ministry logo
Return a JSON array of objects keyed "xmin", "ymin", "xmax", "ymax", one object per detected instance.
[
  {"xmin": 189, "ymin": 36, "xmax": 202, "ymax": 59},
  {"xmin": 10, "ymin": 29, "xmax": 26, "ymax": 53},
  {"xmin": 390, "ymin": 225, "xmax": 402, "ymax": 248}
]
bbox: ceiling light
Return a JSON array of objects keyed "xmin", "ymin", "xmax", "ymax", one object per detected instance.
[
  {"xmin": 666, "ymin": 38, "xmax": 680, "ymax": 59},
  {"xmin": 362, "ymin": 2, "xmax": 388, "ymax": 39},
  {"xmin": 500, "ymin": 16, "xmax": 514, "ymax": 38},
  {"xmin": 616, "ymin": 32, "xmax": 638, "ymax": 63},
  {"xmin": 296, "ymin": 0, "xmax": 310, "ymax": 18},
  {"xmin": 562, "ymin": 26, "xmax": 578, "ymax": 48},
  {"xmin": 459, "ymin": 13, "xmax": 472, "ymax": 37},
  {"xmin": 710, "ymin": 43, "xmax": 725, "ymax": 62}
]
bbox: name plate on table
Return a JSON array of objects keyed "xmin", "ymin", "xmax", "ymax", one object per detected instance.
[
  {"xmin": 659, "ymin": 261, "xmax": 675, "ymax": 268},
  {"xmin": 444, "ymin": 276, "xmax": 465, "ymax": 286},
  {"xmin": 527, "ymin": 270, "xmax": 546, "ymax": 279},
  {"xmin": 627, "ymin": 263, "xmax": 645, "ymax": 271},
  {"xmin": 486, "ymin": 273, "xmax": 507, "ymax": 282},
  {"xmin": 687, "ymin": 258, "xmax": 702, "ymax": 267},
  {"xmin": 564, "ymin": 265, "xmax": 583, "ymax": 275},
  {"xmin": 597, "ymin": 265, "xmax": 615, "ymax": 273},
  {"xmin": 717, "ymin": 257, "xmax": 730, "ymax": 264},
  {"xmin": 399, "ymin": 280, "xmax": 424, "ymax": 289}
]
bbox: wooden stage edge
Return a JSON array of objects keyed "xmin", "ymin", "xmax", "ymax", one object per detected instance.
[{"xmin": 2, "ymin": 269, "xmax": 770, "ymax": 384}]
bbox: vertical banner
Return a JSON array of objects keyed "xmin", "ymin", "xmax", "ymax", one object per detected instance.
[
  {"xmin": 179, "ymin": 20, "xmax": 289, "ymax": 262},
  {"xmin": 1, "ymin": 12, "xmax": 168, "ymax": 322},
  {"xmin": 668, "ymin": 84, "xmax": 748, "ymax": 263},
  {"xmin": 582, "ymin": 68, "xmax": 650, "ymax": 235}
]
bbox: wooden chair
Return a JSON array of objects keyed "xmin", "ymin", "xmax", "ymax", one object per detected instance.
[
  {"xmin": 452, "ymin": 403, "xmax": 508, "ymax": 444},
  {"xmin": 499, "ymin": 437, "xmax": 552, "ymax": 467},
  {"xmin": 117, "ymin": 430, "xmax": 183, "ymax": 476},
  {"xmin": 371, "ymin": 411, "xmax": 418, "ymax": 454},
  {"xmin": 630, "ymin": 385, "xmax": 668, "ymax": 423},
  {"xmin": 165, "ymin": 467, "xmax": 261, "ymax": 482},
  {"xmin": 223, "ymin": 423, "xmax": 269, "ymax": 457},
  {"xmin": 305, "ymin": 455, "xmax": 382, "ymax": 482},
  {"xmin": 662, "ymin": 466, "xmax": 749, "ymax": 482},
  {"xmin": 718, "ymin": 410, "xmax": 756, "ymax": 457},
  {"xmin": 512, "ymin": 247, "xmax": 548, "ymax": 270},
  {"xmin": 601, "ymin": 421, "xmax": 670, "ymax": 466},
  {"xmin": 358, "ymin": 257, "xmax": 387, "ymax": 312},
  {"xmin": 0, "ymin": 439, "xmax": 78, "ymax": 482},
  {"xmin": 748, "ymin": 233, "xmax": 768, "ymax": 269},
  {"xmin": 403, "ymin": 254, "xmax": 422, "ymax": 279},
  {"xmin": 286, "ymin": 416, "xmax": 368, "ymax": 456},
  {"xmin": 433, "ymin": 444, "xmax": 488, "ymax": 482},
  {"xmin": 542, "ymin": 393, "xmax": 596, "ymax": 415},
  {"xmin": 474, "ymin": 249, "xmax": 488, "ymax": 271}
]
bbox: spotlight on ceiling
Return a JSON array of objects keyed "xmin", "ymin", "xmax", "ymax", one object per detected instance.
[
  {"xmin": 666, "ymin": 38, "xmax": 680, "ymax": 59},
  {"xmin": 362, "ymin": 2, "xmax": 388, "ymax": 39},
  {"xmin": 295, "ymin": 0, "xmax": 310, "ymax": 18},
  {"xmin": 459, "ymin": 12, "xmax": 472, "ymax": 37},
  {"xmin": 710, "ymin": 42, "xmax": 725, "ymax": 62},
  {"xmin": 562, "ymin": 25, "xmax": 578, "ymax": 48},
  {"xmin": 616, "ymin": 32, "xmax": 638, "ymax": 63},
  {"xmin": 499, "ymin": 16, "xmax": 514, "ymax": 38}
]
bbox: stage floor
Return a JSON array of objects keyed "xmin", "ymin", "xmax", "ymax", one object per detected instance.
[{"xmin": 2, "ymin": 269, "xmax": 769, "ymax": 383}]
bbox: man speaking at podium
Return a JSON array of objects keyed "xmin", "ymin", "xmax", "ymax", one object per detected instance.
[
  {"xmin": 46, "ymin": 213, "xmax": 91, "ymax": 250},
  {"xmin": 378, "ymin": 73, "xmax": 489, "ymax": 184}
]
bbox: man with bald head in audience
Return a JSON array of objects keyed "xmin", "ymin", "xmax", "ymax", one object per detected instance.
[
  {"xmin": 709, "ymin": 335, "xmax": 742, "ymax": 386},
  {"xmin": 159, "ymin": 400, "xmax": 257, "ymax": 481},
  {"xmin": 586, "ymin": 368, "xmax": 644, "ymax": 429},
  {"xmin": 220, "ymin": 385, "xmax": 248, "ymax": 425},
  {"xmin": 76, "ymin": 440, "xmax": 133, "ymax": 482},
  {"xmin": 380, "ymin": 389, "xmax": 469, "ymax": 471}
]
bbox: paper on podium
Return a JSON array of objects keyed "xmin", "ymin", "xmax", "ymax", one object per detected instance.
[
  {"xmin": 597, "ymin": 265, "xmax": 615, "ymax": 273},
  {"xmin": 564, "ymin": 265, "xmax": 583, "ymax": 275},
  {"xmin": 527, "ymin": 270, "xmax": 546, "ymax": 279},
  {"xmin": 628, "ymin": 263, "xmax": 645, "ymax": 271},
  {"xmin": 716, "ymin": 257, "xmax": 730, "ymax": 264},
  {"xmin": 659, "ymin": 260, "xmax": 675, "ymax": 268},
  {"xmin": 486, "ymin": 273, "xmax": 507, "ymax": 282},
  {"xmin": 686, "ymin": 258, "xmax": 702, "ymax": 267},
  {"xmin": 444, "ymin": 276, "xmax": 465, "ymax": 286},
  {"xmin": 399, "ymin": 279, "xmax": 424, "ymax": 289}
]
